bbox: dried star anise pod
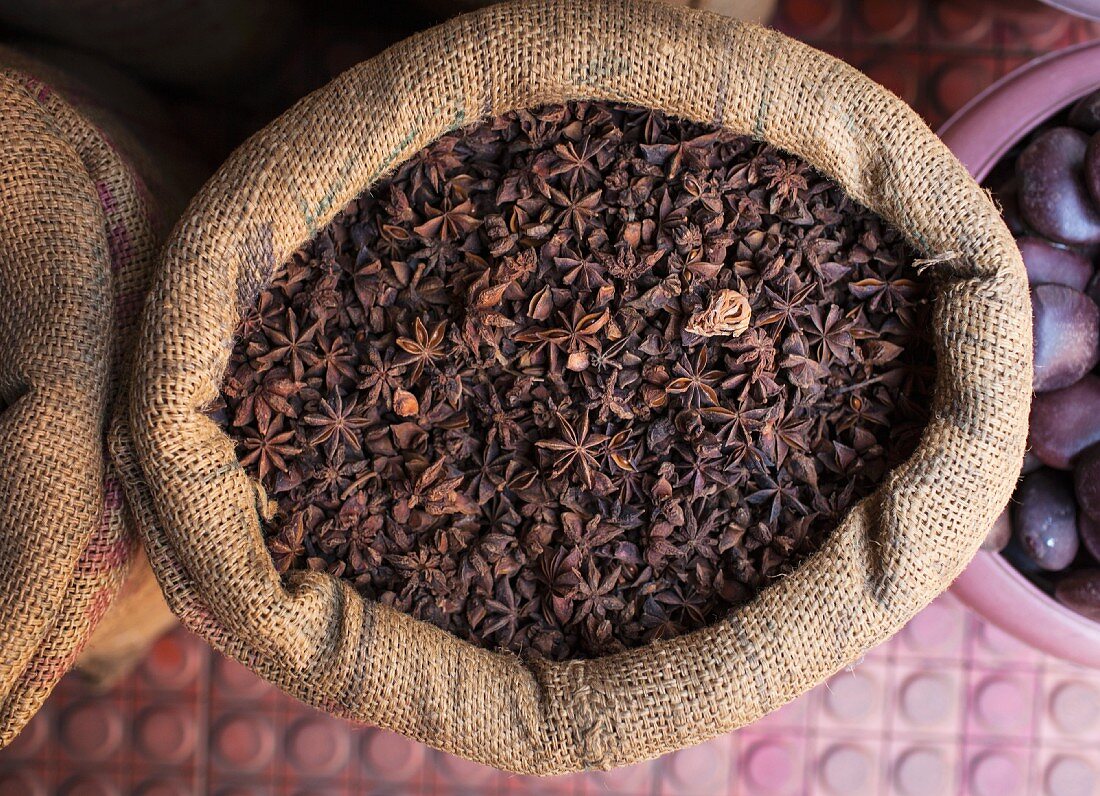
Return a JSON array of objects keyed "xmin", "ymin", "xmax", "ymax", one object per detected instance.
[{"xmin": 684, "ymin": 288, "xmax": 751, "ymax": 338}]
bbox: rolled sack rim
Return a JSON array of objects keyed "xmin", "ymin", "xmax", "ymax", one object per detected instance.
[{"xmin": 121, "ymin": 0, "xmax": 1032, "ymax": 774}]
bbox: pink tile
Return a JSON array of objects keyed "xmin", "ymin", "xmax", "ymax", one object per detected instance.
[
  {"xmin": 891, "ymin": 745, "xmax": 958, "ymax": 796},
  {"xmin": 657, "ymin": 736, "xmax": 732, "ymax": 796}
]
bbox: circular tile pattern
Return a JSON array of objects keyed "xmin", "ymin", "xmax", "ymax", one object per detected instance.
[
  {"xmin": 970, "ymin": 751, "xmax": 1026, "ymax": 796},
  {"xmin": 975, "ymin": 676, "xmax": 1030, "ymax": 733},
  {"xmin": 590, "ymin": 760, "xmax": 652, "ymax": 792},
  {"xmin": 210, "ymin": 714, "xmax": 275, "ymax": 772},
  {"xmin": 860, "ymin": 0, "xmax": 918, "ymax": 36},
  {"xmin": 819, "ymin": 744, "xmax": 873, "ymax": 795},
  {"xmin": 932, "ymin": 60, "xmax": 996, "ymax": 119},
  {"xmin": 3, "ymin": 709, "xmax": 48, "ymax": 758},
  {"xmin": 1009, "ymin": 10, "xmax": 1072, "ymax": 49},
  {"xmin": 56, "ymin": 774, "xmax": 118, "ymax": 796},
  {"xmin": 212, "ymin": 657, "xmax": 271, "ymax": 699},
  {"xmin": 932, "ymin": 0, "xmax": 993, "ymax": 44},
  {"xmin": 668, "ymin": 739, "xmax": 726, "ymax": 790},
  {"xmin": 823, "ymin": 670, "xmax": 876, "ymax": 720},
  {"xmin": 900, "ymin": 673, "xmax": 953, "ymax": 726},
  {"xmin": 895, "ymin": 748, "xmax": 948, "ymax": 796},
  {"xmin": 902, "ymin": 600, "xmax": 962, "ymax": 652},
  {"xmin": 132, "ymin": 780, "xmax": 193, "ymax": 796},
  {"xmin": 58, "ymin": 701, "xmax": 123, "ymax": 760},
  {"xmin": 437, "ymin": 751, "xmax": 500, "ymax": 786},
  {"xmin": 778, "ymin": 0, "xmax": 843, "ymax": 36},
  {"xmin": 1045, "ymin": 756, "xmax": 1096, "ymax": 796},
  {"xmin": 134, "ymin": 705, "xmax": 197, "ymax": 764},
  {"xmin": 140, "ymin": 634, "xmax": 201, "ymax": 690},
  {"xmin": 744, "ymin": 739, "xmax": 795, "ymax": 794},
  {"xmin": 285, "ymin": 716, "xmax": 350, "ymax": 776},
  {"xmin": 361, "ymin": 731, "xmax": 425, "ymax": 780},
  {"xmin": 1050, "ymin": 682, "xmax": 1100, "ymax": 733},
  {"xmin": 977, "ymin": 622, "xmax": 1034, "ymax": 657},
  {"xmin": 0, "ymin": 771, "xmax": 47, "ymax": 796},
  {"xmin": 858, "ymin": 58, "xmax": 919, "ymax": 106}
]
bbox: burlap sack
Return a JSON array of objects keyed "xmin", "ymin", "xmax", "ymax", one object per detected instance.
[
  {"xmin": 113, "ymin": 0, "xmax": 1032, "ymax": 774},
  {"xmin": 0, "ymin": 47, "xmax": 187, "ymax": 746}
]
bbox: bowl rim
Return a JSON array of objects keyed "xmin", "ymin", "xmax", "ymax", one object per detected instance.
[
  {"xmin": 939, "ymin": 38, "xmax": 1100, "ymax": 668},
  {"xmin": 1042, "ymin": 0, "xmax": 1100, "ymax": 22}
]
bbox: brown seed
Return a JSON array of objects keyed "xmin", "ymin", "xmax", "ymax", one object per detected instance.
[
  {"xmin": 566, "ymin": 350, "xmax": 590, "ymax": 371},
  {"xmin": 393, "ymin": 388, "xmax": 419, "ymax": 417}
]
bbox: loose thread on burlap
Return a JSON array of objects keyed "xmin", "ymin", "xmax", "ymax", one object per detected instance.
[{"xmin": 913, "ymin": 250, "xmax": 963, "ymax": 275}]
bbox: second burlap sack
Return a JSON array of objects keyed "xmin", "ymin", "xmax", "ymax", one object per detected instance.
[
  {"xmin": 0, "ymin": 47, "xmax": 193, "ymax": 747},
  {"xmin": 114, "ymin": 0, "xmax": 1032, "ymax": 774}
]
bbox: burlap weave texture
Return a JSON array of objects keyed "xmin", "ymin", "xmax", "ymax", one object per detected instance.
[{"xmin": 0, "ymin": 47, "xmax": 185, "ymax": 747}]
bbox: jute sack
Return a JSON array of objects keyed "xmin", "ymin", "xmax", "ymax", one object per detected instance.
[
  {"xmin": 0, "ymin": 47, "xmax": 189, "ymax": 746},
  {"xmin": 114, "ymin": 0, "xmax": 1031, "ymax": 774}
]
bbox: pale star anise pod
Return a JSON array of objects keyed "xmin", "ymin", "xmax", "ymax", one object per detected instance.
[{"xmin": 684, "ymin": 288, "xmax": 752, "ymax": 338}]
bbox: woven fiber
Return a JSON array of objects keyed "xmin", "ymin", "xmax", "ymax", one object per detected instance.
[
  {"xmin": 115, "ymin": 0, "xmax": 1032, "ymax": 774},
  {"xmin": 0, "ymin": 48, "xmax": 185, "ymax": 747}
]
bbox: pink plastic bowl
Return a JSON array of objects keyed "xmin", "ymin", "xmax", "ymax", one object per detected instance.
[
  {"xmin": 939, "ymin": 40, "xmax": 1100, "ymax": 668},
  {"xmin": 990, "ymin": 0, "xmax": 1100, "ymax": 21},
  {"xmin": 1042, "ymin": 0, "xmax": 1100, "ymax": 20}
]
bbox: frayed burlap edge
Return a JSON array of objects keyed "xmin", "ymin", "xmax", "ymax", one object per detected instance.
[{"xmin": 114, "ymin": 0, "xmax": 1031, "ymax": 774}]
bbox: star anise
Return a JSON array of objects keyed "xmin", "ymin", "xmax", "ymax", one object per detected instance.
[
  {"xmin": 307, "ymin": 334, "xmax": 357, "ymax": 391},
  {"xmin": 413, "ymin": 197, "xmax": 480, "ymax": 242},
  {"xmin": 547, "ymin": 137, "xmax": 607, "ymax": 187},
  {"xmin": 665, "ymin": 347, "xmax": 723, "ymax": 407},
  {"xmin": 516, "ymin": 303, "xmax": 610, "ymax": 372},
  {"xmin": 259, "ymin": 310, "xmax": 318, "ymax": 381},
  {"xmin": 268, "ymin": 513, "xmax": 308, "ymax": 573},
  {"xmin": 232, "ymin": 370, "xmax": 301, "ymax": 434},
  {"xmin": 801, "ymin": 304, "xmax": 855, "ymax": 365},
  {"xmin": 571, "ymin": 560, "xmax": 625, "ymax": 624},
  {"xmin": 302, "ymin": 392, "xmax": 371, "ymax": 457},
  {"xmin": 395, "ymin": 318, "xmax": 448, "ymax": 381},
  {"xmin": 238, "ymin": 417, "xmax": 301, "ymax": 482},
  {"xmin": 762, "ymin": 157, "xmax": 810, "ymax": 208},
  {"xmin": 535, "ymin": 410, "xmax": 608, "ymax": 489},
  {"xmin": 357, "ymin": 348, "xmax": 405, "ymax": 405},
  {"xmin": 549, "ymin": 185, "xmax": 602, "ymax": 236}
]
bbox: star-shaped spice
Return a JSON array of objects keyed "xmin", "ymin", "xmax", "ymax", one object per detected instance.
[
  {"xmin": 302, "ymin": 392, "xmax": 371, "ymax": 457},
  {"xmin": 395, "ymin": 318, "xmax": 448, "ymax": 381},
  {"xmin": 536, "ymin": 410, "xmax": 608, "ymax": 489}
]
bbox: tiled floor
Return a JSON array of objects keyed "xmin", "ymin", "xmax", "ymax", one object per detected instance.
[
  {"xmin": 3, "ymin": 594, "xmax": 1099, "ymax": 794},
  {"xmin": 778, "ymin": 0, "xmax": 1100, "ymax": 129},
  {"xmin": 4, "ymin": 0, "xmax": 1100, "ymax": 793}
]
